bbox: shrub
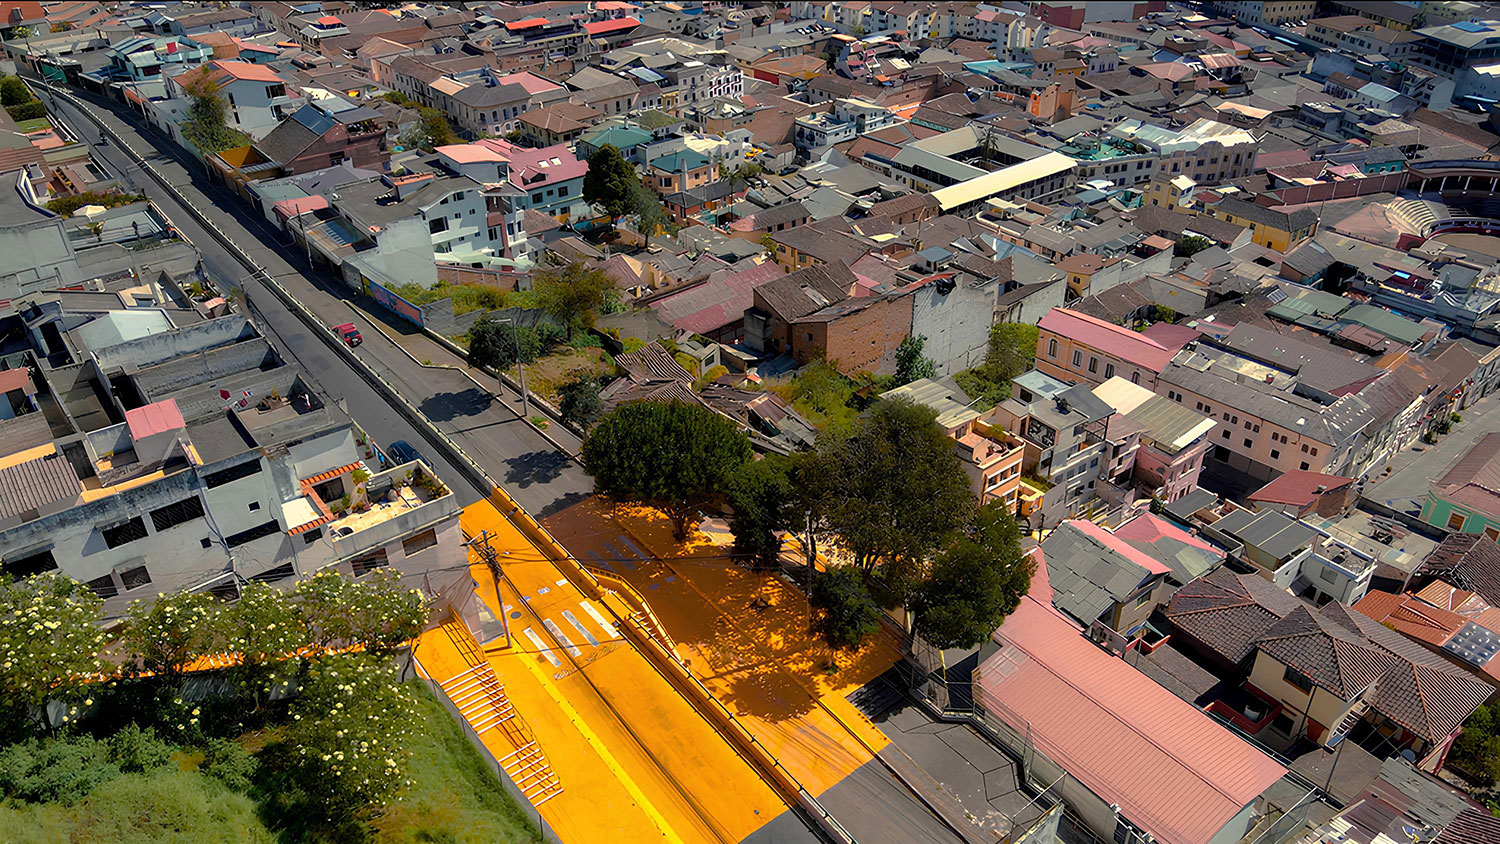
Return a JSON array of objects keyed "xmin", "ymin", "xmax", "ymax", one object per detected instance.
[
  {"xmin": 0, "ymin": 736, "xmax": 120, "ymax": 804},
  {"xmin": 200, "ymin": 738, "xmax": 256, "ymax": 793},
  {"xmin": 5, "ymin": 99, "xmax": 45, "ymax": 122},
  {"xmin": 108, "ymin": 724, "xmax": 173, "ymax": 773}
]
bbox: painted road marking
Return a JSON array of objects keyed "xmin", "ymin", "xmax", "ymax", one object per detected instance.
[
  {"xmin": 581, "ymin": 601, "xmax": 619, "ymax": 638},
  {"xmin": 537, "ymin": 586, "xmax": 550, "ymax": 595},
  {"xmin": 555, "ymin": 578, "xmax": 567, "ymax": 586},
  {"xmin": 584, "ymin": 549, "xmax": 617, "ymax": 572},
  {"xmin": 523, "ymin": 627, "xmax": 560, "ymax": 667},
  {"xmin": 542, "ymin": 619, "xmax": 583, "ymax": 658},
  {"xmin": 563, "ymin": 610, "xmax": 600, "ymax": 646},
  {"xmin": 617, "ymin": 535, "xmax": 650, "ymax": 561}
]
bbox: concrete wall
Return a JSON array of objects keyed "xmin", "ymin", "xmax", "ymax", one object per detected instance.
[
  {"xmin": 912, "ymin": 279, "xmax": 997, "ymax": 377},
  {"xmin": 132, "ymin": 337, "xmax": 275, "ymax": 400},
  {"xmin": 93, "ymin": 314, "xmax": 256, "ymax": 371}
]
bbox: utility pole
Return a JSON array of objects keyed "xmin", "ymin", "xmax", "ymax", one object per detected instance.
[{"xmin": 467, "ymin": 530, "xmax": 510, "ymax": 651}]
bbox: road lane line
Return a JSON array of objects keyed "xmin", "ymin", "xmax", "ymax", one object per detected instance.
[
  {"xmin": 581, "ymin": 601, "xmax": 619, "ymax": 638},
  {"xmin": 523, "ymin": 627, "xmax": 561, "ymax": 667},
  {"xmin": 542, "ymin": 619, "xmax": 583, "ymax": 658},
  {"xmin": 563, "ymin": 610, "xmax": 600, "ymax": 647}
]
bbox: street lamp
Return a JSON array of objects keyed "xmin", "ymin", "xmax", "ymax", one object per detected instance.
[{"xmin": 495, "ymin": 316, "xmax": 530, "ymax": 418}]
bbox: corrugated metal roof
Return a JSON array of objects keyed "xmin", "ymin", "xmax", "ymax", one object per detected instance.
[
  {"xmin": 979, "ymin": 597, "xmax": 1287, "ymax": 844},
  {"xmin": 0, "ymin": 450, "xmax": 81, "ymax": 521},
  {"xmin": 930, "ymin": 151, "xmax": 1075, "ymax": 211}
]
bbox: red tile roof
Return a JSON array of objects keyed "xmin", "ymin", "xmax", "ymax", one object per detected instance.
[
  {"xmin": 1353, "ymin": 590, "xmax": 1466, "ymax": 647},
  {"xmin": 1039, "ymin": 308, "xmax": 1178, "ymax": 374},
  {"xmin": 979, "ymin": 596, "xmax": 1287, "ymax": 844},
  {"xmin": 212, "ymin": 59, "xmax": 283, "ymax": 84}
]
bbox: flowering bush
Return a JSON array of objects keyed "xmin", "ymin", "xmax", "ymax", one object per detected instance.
[
  {"xmin": 121, "ymin": 591, "xmax": 220, "ymax": 681},
  {"xmin": 0, "ymin": 573, "xmax": 108, "ymax": 729},
  {"xmin": 283, "ymin": 653, "xmax": 417, "ymax": 821},
  {"xmin": 293, "ymin": 569, "xmax": 429, "ymax": 655}
]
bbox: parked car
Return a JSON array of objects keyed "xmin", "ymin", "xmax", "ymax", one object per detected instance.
[
  {"xmin": 386, "ymin": 440, "xmax": 422, "ymax": 466},
  {"xmin": 332, "ymin": 322, "xmax": 362, "ymax": 347}
]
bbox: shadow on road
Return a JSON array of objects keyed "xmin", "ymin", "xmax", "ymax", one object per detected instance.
[
  {"xmin": 418, "ymin": 388, "xmax": 492, "ymax": 422},
  {"xmin": 504, "ymin": 450, "xmax": 571, "ymax": 488}
]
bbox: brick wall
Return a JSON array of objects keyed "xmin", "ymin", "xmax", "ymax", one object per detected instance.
[{"xmin": 793, "ymin": 293, "xmax": 913, "ymax": 377}]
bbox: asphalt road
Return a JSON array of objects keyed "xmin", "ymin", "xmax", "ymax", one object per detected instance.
[{"xmin": 44, "ymin": 89, "xmax": 592, "ymax": 517}]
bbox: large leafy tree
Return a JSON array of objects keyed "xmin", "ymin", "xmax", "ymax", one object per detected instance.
[
  {"xmin": 221, "ymin": 581, "xmax": 309, "ymax": 711},
  {"xmin": 582, "ymin": 400, "xmax": 753, "ymax": 538},
  {"xmin": 291, "ymin": 569, "xmax": 428, "ymax": 654},
  {"xmin": 954, "ymin": 322, "xmax": 1039, "ymax": 409},
  {"xmin": 810, "ymin": 566, "xmax": 880, "ymax": 650},
  {"xmin": 534, "ymin": 261, "xmax": 614, "ymax": 334},
  {"xmin": 819, "ymin": 398, "xmax": 974, "ymax": 603},
  {"xmin": 726, "ymin": 454, "xmax": 795, "ymax": 569},
  {"xmin": 583, "ymin": 144, "xmax": 638, "ymax": 219},
  {"xmin": 0, "ymin": 574, "xmax": 110, "ymax": 732},
  {"xmin": 894, "ymin": 334, "xmax": 936, "ymax": 386},
  {"xmin": 909, "ymin": 501, "xmax": 1034, "ymax": 649},
  {"xmin": 399, "ymin": 106, "xmax": 457, "ymax": 151},
  {"xmin": 178, "ymin": 68, "xmax": 250, "ymax": 154},
  {"xmin": 631, "ymin": 181, "xmax": 671, "ymax": 249},
  {"xmin": 0, "ymin": 75, "xmax": 31, "ymax": 107}
]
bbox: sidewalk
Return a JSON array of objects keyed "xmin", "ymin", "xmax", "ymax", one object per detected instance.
[{"xmin": 1365, "ymin": 392, "xmax": 1500, "ymax": 517}]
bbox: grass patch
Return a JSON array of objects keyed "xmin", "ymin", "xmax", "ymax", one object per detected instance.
[
  {"xmin": 390, "ymin": 281, "xmax": 537, "ymax": 316},
  {"xmin": 371, "ymin": 686, "xmax": 542, "ymax": 844},
  {"xmin": 15, "ymin": 117, "xmax": 50, "ymax": 132},
  {"xmin": 0, "ymin": 767, "xmax": 274, "ymax": 844},
  {"xmin": 504, "ymin": 346, "xmax": 615, "ymax": 404}
]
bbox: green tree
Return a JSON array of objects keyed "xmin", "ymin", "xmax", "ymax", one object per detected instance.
[
  {"xmin": 534, "ymin": 261, "xmax": 614, "ymax": 334},
  {"xmin": 558, "ymin": 374, "xmax": 604, "ymax": 430},
  {"xmin": 1174, "ymin": 235, "xmax": 1213, "ymax": 258},
  {"xmin": 0, "ymin": 574, "xmax": 110, "ymax": 732},
  {"xmin": 400, "ymin": 106, "xmax": 457, "ymax": 151},
  {"xmin": 909, "ymin": 501, "xmax": 1034, "ymax": 649},
  {"xmin": 1454, "ymin": 705, "xmax": 1500, "ymax": 784},
  {"xmin": 291, "ymin": 569, "xmax": 427, "ymax": 655},
  {"xmin": 894, "ymin": 334, "xmax": 936, "ymax": 386},
  {"xmin": 719, "ymin": 161, "xmax": 763, "ymax": 191},
  {"xmin": 1154, "ymin": 305, "xmax": 1177, "ymax": 324},
  {"xmin": 0, "ymin": 75, "xmax": 31, "ymax": 107},
  {"xmin": 221, "ymin": 581, "xmax": 308, "ymax": 710},
  {"xmin": 468, "ymin": 314, "xmax": 540, "ymax": 372},
  {"xmin": 582, "ymin": 400, "xmax": 753, "ymax": 538},
  {"xmin": 631, "ymin": 182, "xmax": 671, "ymax": 249},
  {"xmin": 726, "ymin": 454, "xmax": 795, "ymax": 569},
  {"xmin": 121, "ymin": 591, "xmax": 221, "ymax": 684},
  {"xmin": 178, "ymin": 68, "xmax": 250, "ymax": 154},
  {"xmin": 583, "ymin": 144, "xmax": 638, "ymax": 219},
  {"xmin": 819, "ymin": 398, "xmax": 975, "ymax": 603},
  {"xmin": 953, "ymin": 322, "xmax": 1039, "ymax": 409},
  {"xmin": 810, "ymin": 566, "xmax": 880, "ymax": 650},
  {"xmin": 275, "ymin": 654, "xmax": 418, "ymax": 830}
]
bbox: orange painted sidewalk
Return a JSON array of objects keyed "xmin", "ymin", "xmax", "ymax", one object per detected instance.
[
  {"xmin": 543, "ymin": 499, "xmax": 904, "ymax": 799},
  {"xmin": 417, "ymin": 497, "xmax": 791, "ymax": 844}
]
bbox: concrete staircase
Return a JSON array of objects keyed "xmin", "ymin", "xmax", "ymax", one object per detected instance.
[{"xmin": 438, "ymin": 618, "xmax": 564, "ymax": 806}]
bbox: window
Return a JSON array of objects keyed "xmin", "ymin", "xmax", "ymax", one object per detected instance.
[
  {"xmin": 1283, "ymin": 665, "xmax": 1314, "ymax": 693},
  {"xmin": 1319, "ymin": 565, "xmax": 1337, "ymax": 584},
  {"xmin": 352, "ymin": 548, "xmax": 389, "ymax": 576},
  {"xmin": 226, "ymin": 520, "xmax": 280, "ymax": 548},
  {"xmin": 1222, "ymin": 430, "xmax": 1230, "ymax": 439},
  {"xmin": 204, "ymin": 460, "xmax": 261, "ymax": 488},
  {"xmin": 1301, "ymin": 443, "xmax": 1309, "ymax": 453},
  {"xmin": 1072, "ymin": 350, "xmax": 1082, "ymax": 367},
  {"xmin": 86, "ymin": 574, "xmax": 118, "ymax": 600},
  {"xmin": 1047, "ymin": 338, "xmax": 1058, "ymax": 358},
  {"xmin": 1449, "ymin": 512, "xmax": 1468, "ymax": 531},
  {"xmin": 119, "ymin": 565, "xmax": 152, "ymax": 591},
  {"xmin": 1134, "ymin": 590, "xmax": 1153, "ymax": 608},
  {"xmin": 248, "ymin": 501, "xmax": 261, "ymax": 511},
  {"xmin": 1131, "ymin": 372, "xmax": 1140, "ymax": 385},
  {"xmin": 201, "ymin": 537, "xmax": 212, "ymax": 549},
  {"xmin": 3, "ymin": 548, "xmax": 57, "ymax": 579},
  {"xmin": 1270, "ymin": 713, "xmax": 1296, "ymax": 737},
  {"xmin": 1486, "ymin": 526, "xmax": 1500, "ymax": 542},
  {"xmin": 532, "ymin": 192, "xmax": 543, "ymax": 203},
  {"xmin": 1310, "ymin": 447, "xmax": 1318, "ymax": 456},
  {"xmin": 1300, "ymin": 461, "xmax": 1310, "ymax": 471},
  {"xmin": 429, "ymin": 217, "xmax": 448, "ymax": 234},
  {"xmin": 1244, "ymin": 420, "xmax": 1252, "ymax": 430},
  {"xmin": 1088, "ymin": 357, "xmax": 1098, "ymax": 374},
  {"xmin": 558, "ymin": 185, "xmax": 569, "ymax": 197},
  {"xmin": 403, "ymin": 528, "xmax": 438, "ymax": 556},
  {"xmin": 1243, "ymin": 437, "xmax": 1253, "ymax": 448},
  {"xmin": 150, "ymin": 497, "xmax": 205, "ymax": 532},
  {"xmin": 1270, "ymin": 449, "xmax": 1280, "ymax": 460},
  {"xmin": 302, "ymin": 527, "xmax": 323, "ymax": 545},
  {"xmin": 328, "ymin": 152, "xmax": 341, "ymax": 167},
  {"xmin": 1104, "ymin": 363, "xmax": 1114, "ymax": 379},
  {"xmin": 102, "ymin": 517, "xmax": 149, "ymax": 549}
]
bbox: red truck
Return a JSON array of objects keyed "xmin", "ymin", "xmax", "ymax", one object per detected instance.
[{"xmin": 332, "ymin": 322, "xmax": 362, "ymax": 347}]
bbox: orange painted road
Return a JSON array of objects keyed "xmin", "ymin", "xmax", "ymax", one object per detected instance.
[
  {"xmin": 542, "ymin": 499, "xmax": 906, "ymax": 801},
  {"xmin": 416, "ymin": 497, "xmax": 796, "ymax": 844}
]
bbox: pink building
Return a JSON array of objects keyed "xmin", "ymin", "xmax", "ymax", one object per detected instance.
[
  {"xmin": 1036, "ymin": 308, "xmax": 1196, "ymax": 390},
  {"xmin": 1093, "ymin": 376, "xmax": 1215, "ymax": 503}
]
